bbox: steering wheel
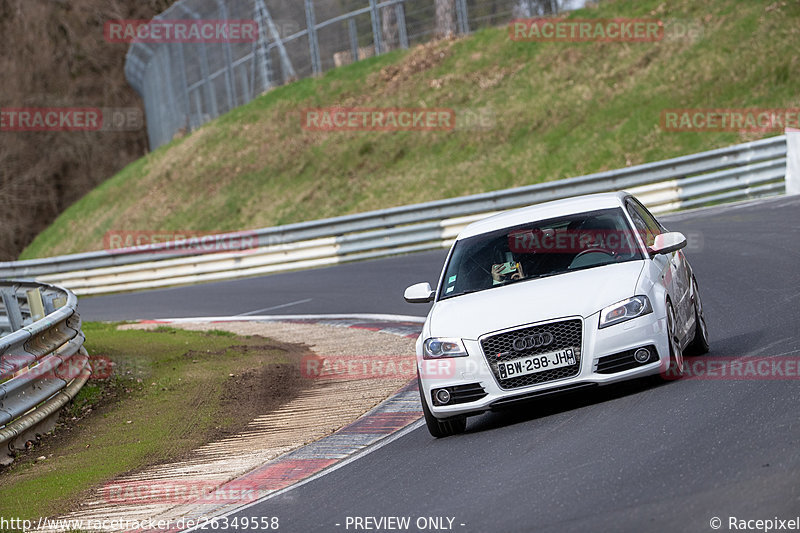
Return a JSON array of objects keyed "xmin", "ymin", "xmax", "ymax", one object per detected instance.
[{"xmin": 573, "ymin": 247, "xmax": 615, "ymax": 259}]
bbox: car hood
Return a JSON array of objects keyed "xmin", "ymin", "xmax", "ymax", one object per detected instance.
[{"xmin": 429, "ymin": 261, "xmax": 645, "ymax": 339}]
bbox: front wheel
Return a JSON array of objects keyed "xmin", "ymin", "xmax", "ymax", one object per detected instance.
[
  {"xmin": 661, "ymin": 301, "xmax": 685, "ymax": 381},
  {"xmin": 685, "ymin": 276, "xmax": 710, "ymax": 356},
  {"xmin": 419, "ymin": 379, "xmax": 467, "ymax": 438}
]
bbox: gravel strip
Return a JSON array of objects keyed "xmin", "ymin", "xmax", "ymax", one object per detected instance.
[{"xmin": 43, "ymin": 321, "xmax": 415, "ymax": 532}]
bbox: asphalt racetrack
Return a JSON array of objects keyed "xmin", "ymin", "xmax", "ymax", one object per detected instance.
[{"xmin": 83, "ymin": 196, "xmax": 800, "ymax": 532}]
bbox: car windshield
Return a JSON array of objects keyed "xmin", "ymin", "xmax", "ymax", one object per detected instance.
[{"xmin": 438, "ymin": 207, "xmax": 644, "ymax": 299}]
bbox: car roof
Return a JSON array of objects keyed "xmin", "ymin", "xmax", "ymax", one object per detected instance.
[{"xmin": 457, "ymin": 191, "xmax": 630, "ymax": 240}]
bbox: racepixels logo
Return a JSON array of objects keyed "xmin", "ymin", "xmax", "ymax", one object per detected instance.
[
  {"xmin": 0, "ymin": 108, "xmax": 143, "ymax": 132},
  {"xmin": 104, "ymin": 20, "xmax": 258, "ymax": 43}
]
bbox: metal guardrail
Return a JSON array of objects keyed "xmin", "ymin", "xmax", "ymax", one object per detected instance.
[
  {"xmin": 0, "ymin": 135, "xmax": 787, "ymax": 295},
  {"xmin": 0, "ymin": 281, "xmax": 87, "ymax": 459}
]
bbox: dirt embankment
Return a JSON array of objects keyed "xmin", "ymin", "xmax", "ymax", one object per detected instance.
[{"xmin": 0, "ymin": 0, "xmax": 177, "ymax": 260}]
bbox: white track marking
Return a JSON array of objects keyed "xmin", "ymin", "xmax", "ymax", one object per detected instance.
[
  {"xmin": 181, "ymin": 419, "xmax": 426, "ymax": 532},
  {"xmin": 235, "ymin": 299, "xmax": 313, "ymax": 316},
  {"xmin": 131, "ymin": 313, "xmax": 426, "ymax": 324}
]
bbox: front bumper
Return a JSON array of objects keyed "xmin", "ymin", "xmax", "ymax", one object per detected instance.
[{"xmin": 420, "ymin": 312, "xmax": 670, "ymax": 419}]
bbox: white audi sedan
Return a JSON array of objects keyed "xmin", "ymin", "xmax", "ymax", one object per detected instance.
[{"xmin": 405, "ymin": 192, "xmax": 709, "ymax": 437}]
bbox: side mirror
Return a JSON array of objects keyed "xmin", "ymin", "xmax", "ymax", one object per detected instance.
[
  {"xmin": 650, "ymin": 232, "xmax": 687, "ymax": 256},
  {"xmin": 404, "ymin": 282, "xmax": 435, "ymax": 304}
]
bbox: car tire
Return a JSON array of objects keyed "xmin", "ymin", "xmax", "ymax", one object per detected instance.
[
  {"xmin": 685, "ymin": 276, "xmax": 710, "ymax": 356},
  {"xmin": 419, "ymin": 379, "xmax": 467, "ymax": 438},
  {"xmin": 661, "ymin": 301, "xmax": 685, "ymax": 380}
]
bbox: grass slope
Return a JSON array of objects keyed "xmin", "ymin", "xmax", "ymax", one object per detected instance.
[
  {"xmin": 21, "ymin": 0, "xmax": 800, "ymax": 259},
  {"xmin": 0, "ymin": 323, "xmax": 304, "ymax": 521}
]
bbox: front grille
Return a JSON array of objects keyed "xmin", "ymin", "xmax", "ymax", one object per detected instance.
[{"xmin": 480, "ymin": 319, "xmax": 582, "ymax": 390}]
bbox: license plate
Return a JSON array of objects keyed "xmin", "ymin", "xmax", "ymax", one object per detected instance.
[{"xmin": 497, "ymin": 348, "xmax": 576, "ymax": 380}]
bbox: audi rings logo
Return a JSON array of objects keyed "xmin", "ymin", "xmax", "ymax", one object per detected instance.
[{"xmin": 512, "ymin": 332, "xmax": 554, "ymax": 351}]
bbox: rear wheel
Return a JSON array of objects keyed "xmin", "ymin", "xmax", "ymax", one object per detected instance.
[
  {"xmin": 685, "ymin": 276, "xmax": 710, "ymax": 356},
  {"xmin": 661, "ymin": 301, "xmax": 685, "ymax": 380},
  {"xmin": 419, "ymin": 379, "xmax": 467, "ymax": 438}
]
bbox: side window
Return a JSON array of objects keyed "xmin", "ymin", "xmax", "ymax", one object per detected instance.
[
  {"xmin": 632, "ymin": 198, "xmax": 666, "ymax": 233},
  {"xmin": 625, "ymin": 199, "xmax": 661, "ymax": 247}
]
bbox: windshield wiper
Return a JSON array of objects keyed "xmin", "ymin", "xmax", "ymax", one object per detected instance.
[
  {"xmin": 442, "ymin": 288, "xmax": 487, "ymax": 299},
  {"xmin": 454, "ymin": 288, "xmax": 484, "ymax": 296},
  {"xmin": 496, "ymin": 271, "xmax": 561, "ymax": 287}
]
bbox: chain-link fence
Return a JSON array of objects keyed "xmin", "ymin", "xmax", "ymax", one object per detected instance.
[{"xmin": 125, "ymin": 0, "xmax": 587, "ymax": 149}]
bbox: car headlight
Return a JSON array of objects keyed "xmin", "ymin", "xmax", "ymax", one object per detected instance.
[
  {"xmin": 599, "ymin": 296, "xmax": 653, "ymax": 329},
  {"xmin": 423, "ymin": 338, "xmax": 468, "ymax": 359}
]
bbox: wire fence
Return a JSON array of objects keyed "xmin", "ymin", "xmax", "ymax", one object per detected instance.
[{"xmin": 125, "ymin": 0, "xmax": 587, "ymax": 149}]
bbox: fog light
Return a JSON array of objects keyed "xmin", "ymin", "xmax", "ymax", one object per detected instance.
[
  {"xmin": 434, "ymin": 388, "xmax": 451, "ymax": 405},
  {"xmin": 634, "ymin": 348, "xmax": 651, "ymax": 363}
]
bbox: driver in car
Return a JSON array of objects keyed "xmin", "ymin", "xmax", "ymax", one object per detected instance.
[{"xmin": 491, "ymin": 260, "xmax": 524, "ymax": 285}]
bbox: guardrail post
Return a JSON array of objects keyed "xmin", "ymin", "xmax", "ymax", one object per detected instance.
[
  {"xmin": 26, "ymin": 288, "xmax": 46, "ymax": 322},
  {"xmin": 42, "ymin": 293, "xmax": 57, "ymax": 315},
  {"xmin": 786, "ymin": 128, "xmax": 800, "ymax": 196},
  {"xmin": 1, "ymin": 290, "xmax": 23, "ymax": 332}
]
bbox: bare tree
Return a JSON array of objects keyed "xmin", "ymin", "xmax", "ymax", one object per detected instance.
[
  {"xmin": 0, "ymin": 0, "xmax": 175, "ymax": 260},
  {"xmin": 382, "ymin": 5, "xmax": 399, "ymax": 51},
  {"xmin": 513, "ymin": 0, "xmax": 561, "ymax": 17},
  {"xmin": 435, "ymin": 0, "xmax": 456, "ymax": 38}
]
